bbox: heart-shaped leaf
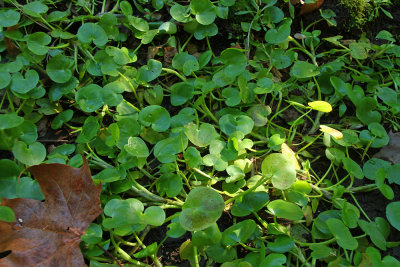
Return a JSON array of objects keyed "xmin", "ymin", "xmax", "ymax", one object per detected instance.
[
  {"xmin": 12, "ymin": 141, "xmax": 46, "ymax": 166},
  {"xmin": 11, "ymin": 70, "xmax": 39, "ymax": 94},
  {"xmin": 77, "ymin": 23, "xmax": 108, "ymax": 46},
  {"xmin": 184, "ymin": 122, "xmax": 218, "ymax": 147},
  {"xmin": 137, "ymin": 59, "xmax": 162, "ymax": 83},
  {"xmin": 46, "ymin": 55, "xmax": 73, "ymax": 83},
  {"xmin": 219, "ymin": 114, "xmax": 254, "ymax": 136},
  {"xmin": 191, "ymin": 0, "xmax": 216, "ymax": 25},
  {"xmin": 27, "ymin": 32, "xmax": 51, "ymax": 55}
]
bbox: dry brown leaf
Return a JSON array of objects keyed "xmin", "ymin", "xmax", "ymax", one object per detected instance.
[
  {"xmin": 290, "ymin": 0, "xmax": 325, "ymax": 15},
  {"xmin": 299, "ymin": 0, "xmax": 324, "ymax": 15},
  {"xmin": 0, "ymin": 159, "xmax": 102, "ymax": 267},
  {"xmin": 374, "ymin": 131, "xmax": 400, "ymax": 164}
]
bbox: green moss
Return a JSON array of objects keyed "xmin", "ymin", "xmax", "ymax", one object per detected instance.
[{"xmin": 339, "ymin": 0, "xmax": 372, "ymax": 30}]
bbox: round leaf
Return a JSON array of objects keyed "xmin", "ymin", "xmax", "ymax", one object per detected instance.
[
  {"xmin": 27, "ymin": 32, "xmax": 51, "ymax": 55},
  {"xmin": 386, "ymin": 202, "xmax": 400, "ymax": 231},
  {"xmin": 77, "ymin": 23, "xmax": 108, "ymax": 46},
  {"xmin": 139, "ymin": 105, "xmax": 171, "ymax": 132},
  {"xmin": 124, "ymin": 137, "xmax": 149, "ymax": 158},
  {"xmin": 12, "ymin": 141, "xmax": 46, "ymax": 166},
  {"xmin": 267, "ymin": 199, "xmax": 304, "ymax": 221},
  {"xmin": 219, "ymin": 114, "xmax": 254, "ymax": 136},
  {"xmin": 46, "ymin": 55, "xmax": 73, "ymax": 83},
  {"xmin": 75, "ymin": 84, "xmax": 104, "ymax": 112},
  {"xmin": 0, "ymin": 9, "xmax": 20, "ymax": 27},
  {"xmin": 179, "ymin": 187, "xmax": 225, "ymax": 231},
  {"xmin": 262, "ymin": 153, "xmax": 297, "ymax": 190}
]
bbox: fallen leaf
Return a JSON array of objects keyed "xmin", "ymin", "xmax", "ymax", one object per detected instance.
[
  {"xmin": 374, "ymin": 131, "xmax": 400, "ymax": 164},
  {"xmin": 0, "ymin": 158, "xmax": 102, "ymax": 267},
  {"xmin": 299, "ymin": 0, "xmax": 324, "ymax": 15},
  {"xmin": 163, "ymin": 46, "xmax": 177, "ymax": 64},
  {"xmin": 290, "ymin": 0, "xmax": 325, "ymax": 15}
]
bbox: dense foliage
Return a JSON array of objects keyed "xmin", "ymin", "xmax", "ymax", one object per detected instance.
[{"xmin": 1, "ymin": 0, "xmax": 400, "ymax": 266}]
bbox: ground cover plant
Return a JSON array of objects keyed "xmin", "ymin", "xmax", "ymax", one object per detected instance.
[{"xmin": 1, "ymin": 0, "xmax": 400, "ymax": 266}]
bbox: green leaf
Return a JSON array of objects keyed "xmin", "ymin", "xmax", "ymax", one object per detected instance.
[
  {"xmin": 261, "ymin": 253, "xmax": 287, "ymax": 267},
  {"xmin": 265, "ymin": 19, "xmax": 291, "ymax": 44},
  {"xmin": 267, "ymin": 200, "xmax": 304, "ymax": 221},
  {"xmin": 179, "ymin": 187, "xmax": 225, "ymax": 231},
  {"xmin": 46, "ymin": 55, "xmax": 73, "ymax": 83},
  {"xmin": 93, "ymin": 168, "xmax": 123, "ymax": 183},
  {"xmin": 12, "ymin": 141, "xmax": 46, "ymax": 166},
  {"xmin": 326, "ymin": 218, "xmax": 358, "ymax": 250},
  {"xmin": 184, "ymin": 147, "xmax": 203, "ymax": 168},
  {"xmin": 0, "ymin": 9, "xmax": 21, "ymax": 27},
  {"xmin": 75, "ymin": 84, "xmax": 104, "ymax": 112},
  {"xmin": 191, "ymin": 0, "xmax": 216, "ymax": 25},
  {"xmin": 156, "ymin": 173, "xmax": 183, "ymax": 198},
  {"xmin": 192, "ymin": 223, "xmax": 221, "ymax": 246},
  {"xmin": 81, "ymin": 223, "xmax": 103, "ymax": 244},
  {"xmin": 11, "ymin": 70, "xmax": 39, "ymax": 94},
  {"xmin": 231, "ymin": 191, "xmax": 269, "ymax": 217},
  {"xmin": 137, "ymin": 59, "xmax": 162, "ymax": 83},
  {"xmin": 154, "ymin": 134, "xmax": 188, "ymax": 163},
  {"xmin": 349, "ymin": 42, "xmax": 369, "ymax": 60},
  {"xmin": 342, "ymin": 157, "xmax": 364, "ymax": 179},
  {"xmin": 134, "ymin": 242, "xmax": 158, "ymax": 258},
  {"xmin": 23, "ymin": 1, "xmax": 48, "ymax": 17},
  {"xmin": 76, "ymin": 116, "xmax": 100, "ymax": 143},
  {"xmin": 139, "ymin": 105, "xmax": 171, "ymax": 132},
  {"xmin": 356, "ymin": 97, "xmax": 381, "ymax": 125},
  {"xmin": 0, "ymin": 113, "xmax": 24, "ymax": 130},
  {"xmin": 262, "ymin": 153, "xmax": 297, "ymax": 190},
  {"xmin": 170, "ymin": 4, "xmax": 191, "ymax": 23},
  {"xmin": 226, "ymin": 165, "xmax": 245, "ymax": 183},
  {"xmin": 143, "ymin": 206, "xmax": 165, "ymax": 226},
  {"xmin": 222, "ymin": 219, "xmax": 256, "ymax": 246},
  {"xmin": 51, "ymin": 109, "xmax": 74, "ymax": 129},
  {"xmin": 222, "ymin": 87, "xmax": 241, "ymax": 106},
  {"xmin": 0, "ymin": 206, "xmax": 15, "ymax": 223},
  {"xmin": 77, "ymin": 23, "xmax": 108, "ymax": 46},
  {"xmin": 386, "ymin": 202, "xmax": 400, "ymax": 231},
  {"xmin": 308, "ymin": 101, "xmax": 332, "ymax": 113},
  {"xmin": 290, "ymin": 61, "xmax": 320, "ymax": 79},
  {"xmin": 0, "ymin": 72, "xmax": 11, "ymax": 89},
  {"xmin": 247, "ymin": 104, "xmax": 271, "ymax": 126},
  {"xmin": 27, "ymin": 32, "xmax": 51, "ymax": 55},
  {"xmin": 184, "ymin": 123, "xmax": 218, "ymax": 147},
  {"xmin": 220, "ymin": 48, "xmax": 247, "ymax": 77},
  {"xmin": 128, "ymin": 16, "xmax": 149, "ymax": 31},
  {"xmin": 124, "ymin": 137, "xmax": 149, "ymax": 158},
  {"xmin": 170, "ymin": 82, "xmax": 195, "ymax": 106},
  {"xmin": 267, "ymin": 235, "xmax": 294, "ymax": 253},
  {"xmin": 219, "ymin": 114, "xmax": 254, "ymax": 136}
]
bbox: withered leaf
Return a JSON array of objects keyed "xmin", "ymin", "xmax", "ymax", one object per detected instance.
[
  {"xmin": 0, "ymin": 159, "xmax": 102, "ymax": 267},
  {"xmin": 374, "ymin": 131, "xmax": 400, "ymax": 164}
]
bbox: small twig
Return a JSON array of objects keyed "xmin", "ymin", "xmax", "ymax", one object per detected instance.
[{"xmin": 95, "ymin": 244, "xmax": 124, "ymax": 267}]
